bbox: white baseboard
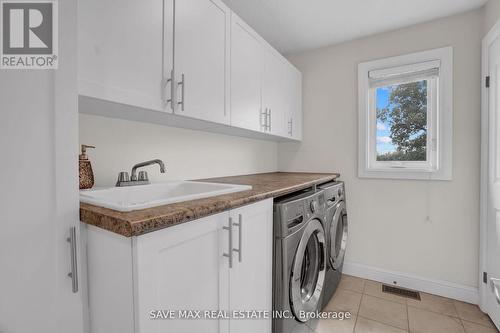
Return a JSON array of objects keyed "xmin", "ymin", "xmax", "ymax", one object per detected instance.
[{"xmin": 343, "ymin": 262, "xmax": 479, "ymax": 304}]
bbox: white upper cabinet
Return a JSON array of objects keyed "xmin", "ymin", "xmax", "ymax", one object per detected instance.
[
  {"xmin": 78, "ymin": 0, "xmax": 169, "ymax": 112},
  {"xmin": 262, "ymin": 49, "xmax": 288, "ymax": 137},
  {"xmin": 172, "ymin": 0, "xmax": 230, "ymax": 124},
  {"xmin": 230, "ymin": 14, "xmax": 263, "ymax": 132},
  {"xmin": 230, "ymin": 15, "xmax": 302, "ymax": 139},
  {"xmin": 78, "ymin": 0, "xmax": 302, "ymax": 141},
  {"xmin": 285, "ymin": 63, "xmax": 303, "ymax": 140}
]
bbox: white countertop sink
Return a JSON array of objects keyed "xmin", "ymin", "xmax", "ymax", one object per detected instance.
[{"xmin": 80, "ymin": 181, "xmax": 252, "ymax": 212}]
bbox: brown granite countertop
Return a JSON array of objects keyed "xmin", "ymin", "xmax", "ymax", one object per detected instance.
[{"xmin": 80, "ymin": 172, "xmax": 340, "ymax": 237}]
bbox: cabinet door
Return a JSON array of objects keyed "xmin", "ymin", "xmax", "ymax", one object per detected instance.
[
  {"xmin": 285, "ymin": 64, "xmax": 303, "ymax": 140},
  {"xmin": 134, "ymin": 212, "xmax": 230, "ymax": 333},
  {"xmin": 174, "ymin": 0, "xmax": 229, "ymax": 124},
  {"xmin": 230, "ymin": 14, "xmax": 263, "ymax": 132},
  {"xmin": 262, "ymin": 48, "xmax": 287, "ymax": 136},
  {"xmin": 229, "ymin": 199, "xmax": 273, "ymax": 333},
  {"xmin": 78, "ymin": 0, "xmax": 170, "ymax": 112}
]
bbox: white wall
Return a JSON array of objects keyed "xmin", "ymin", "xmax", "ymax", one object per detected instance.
[
  {"xmin": 79, "ymin": 114, "xmax": 278, "ymax": 186},
  {"xmin": 484, "ymin": 0, "xmax": 500, "ymax": 33},
  {"xmin": 279, "ymin": 9, "xmax": 483, "ymax": 288}
]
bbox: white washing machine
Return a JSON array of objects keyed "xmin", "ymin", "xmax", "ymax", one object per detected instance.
[{"xmin": 318, "ymin": 181, "xmax": 348, "ymax": 309}]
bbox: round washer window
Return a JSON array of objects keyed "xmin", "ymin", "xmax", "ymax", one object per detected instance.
[
  {"xmin": 330, "ymin": 201, "xmax": 348, "ymax": 270},
  {"xmin": 289, "ymin": 219, "xmax": 326, "ymax": 322}
]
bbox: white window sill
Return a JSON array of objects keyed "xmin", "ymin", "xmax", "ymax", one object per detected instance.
[{"xmin": 358, "ymin": 168, "xmax": 452, "ymax": 180}]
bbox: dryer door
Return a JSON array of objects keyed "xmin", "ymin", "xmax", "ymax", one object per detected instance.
[
  {"xmin": 289, "ymin": 219, "xmax": 326, "ymax": 322},
  {"xmin": 330, "ymin": 201, "xmax": 348, "ymax": 270}
]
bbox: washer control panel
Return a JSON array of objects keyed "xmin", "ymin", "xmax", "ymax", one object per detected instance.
[
  {"xmin": 305, "ymin": 192, "xmax": 324, "ymax": 216},
  {"xmin": 274, "ymin": 189, "xmax": 326, "ymax": 237},
  {"xmin": 319, "ymin": 181, "xmax": 345, "ymax": 205}
]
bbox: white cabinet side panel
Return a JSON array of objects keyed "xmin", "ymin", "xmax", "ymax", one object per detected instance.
[{"xmin": 86, "ymin": 225, "xmax": 135, "ymax": 333}]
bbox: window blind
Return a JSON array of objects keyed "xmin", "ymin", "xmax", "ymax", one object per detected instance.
[{"xmin": 368, "ymin": 60, "xmax": 440, "ymax": 88}]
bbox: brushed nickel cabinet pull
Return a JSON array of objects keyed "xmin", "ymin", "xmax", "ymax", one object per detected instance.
[
  {"xmin": 67, "ymin": 226, "xmax": 78, "ymax": 293},
  {"xmin": 260, "ymin": 108, "xmax": 268, "ymax": 131},
  {"xmin": 233, "ymin": 214, "xmax": 242, "ymax": 263},
  {"xmin": 177, "ymin": 73, "xmax": 185, "ymax": 111},
  {"xmin": 223, "ymin": 217, "xmax": 233, "ymax": 268},
  {"xmin": 268, "ymin": 109, "xmax": 272, "ymax": 131},
  {"xmin": 163, "ymin": 69, "xmax": 175, "ymax": 111}
]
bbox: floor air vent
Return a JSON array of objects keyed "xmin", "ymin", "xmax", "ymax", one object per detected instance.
[{"xmin": 382, "ymin": 284, "xmax": 421, "ymax": 300}]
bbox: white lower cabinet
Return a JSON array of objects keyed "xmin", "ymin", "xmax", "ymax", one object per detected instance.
[
  {"xmin": 228, "ymin": 200, "xmax": 273, "ymax": 333},
  {"xmin": 135, "ymin": 212, "xmax": 229, "ymax": 333},
  {"xmin": 85, "ymin": 199, "xmax": 272, "ymax": 333}
]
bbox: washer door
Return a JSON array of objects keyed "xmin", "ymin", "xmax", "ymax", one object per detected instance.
[
  {"xmin": 330, "ymin": 201, "xmax": 348, "ymax": 270},
  {"xmin": 289, "ymin": 219, "xmax": 326, "ymax": 322}
]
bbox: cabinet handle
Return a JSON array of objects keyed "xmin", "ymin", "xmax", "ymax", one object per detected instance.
[
  {"xmin": 67, "ymin": 226, "xmax": 78, "ymax": 293},
  {"xmin": 177, "ymin": 73, "xmax": 185, "ymax": 112},
  {"xmin": 260, "ymin": 108, "xmax": 268, "ymax": 131},
  {"xmin": 163, "ymin": 69, "xmax": 175, "ymax": 111},
  {"xmin": 232, "ymin": 214, "xmax": 242, "ymax": 263},
  {"xmin": 223, "ymin": 217, "xmax": 233, "ymax": 268},
  {"xmin": 491, "ymin": 277, "xmax": 500, "ymax": 305},
  {"xmin": 268, "ymin": 109, "xmax": 272, "ymax": 131}
]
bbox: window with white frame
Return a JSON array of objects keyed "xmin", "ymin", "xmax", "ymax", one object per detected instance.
[{"xmin": 358, "ymin": 47, "xmax": 453, "ymax": 180}]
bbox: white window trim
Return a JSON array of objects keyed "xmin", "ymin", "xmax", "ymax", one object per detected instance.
[{"xmin": 358, "ymin": 47, "xmax": 453, "ymax": 180}]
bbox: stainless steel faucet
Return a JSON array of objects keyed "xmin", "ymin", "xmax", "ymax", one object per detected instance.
[{"xmin": 116, "ymin": 159, "xmax": 166, "ymax": 187}]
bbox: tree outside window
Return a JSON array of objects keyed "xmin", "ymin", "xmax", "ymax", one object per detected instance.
[{"xmin": 375, "ymin": 80, "xmax": 428, "ymax": 162}]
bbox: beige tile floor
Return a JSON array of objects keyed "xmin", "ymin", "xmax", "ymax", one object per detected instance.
[{"xmin": 306, "ymin": 275, "xmax": 499, "ymax": 333}]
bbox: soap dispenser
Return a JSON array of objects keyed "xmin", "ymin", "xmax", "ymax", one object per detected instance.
[{"xmin": 79, "ymin": 144, "xmax": 95, "ymax": 189}]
